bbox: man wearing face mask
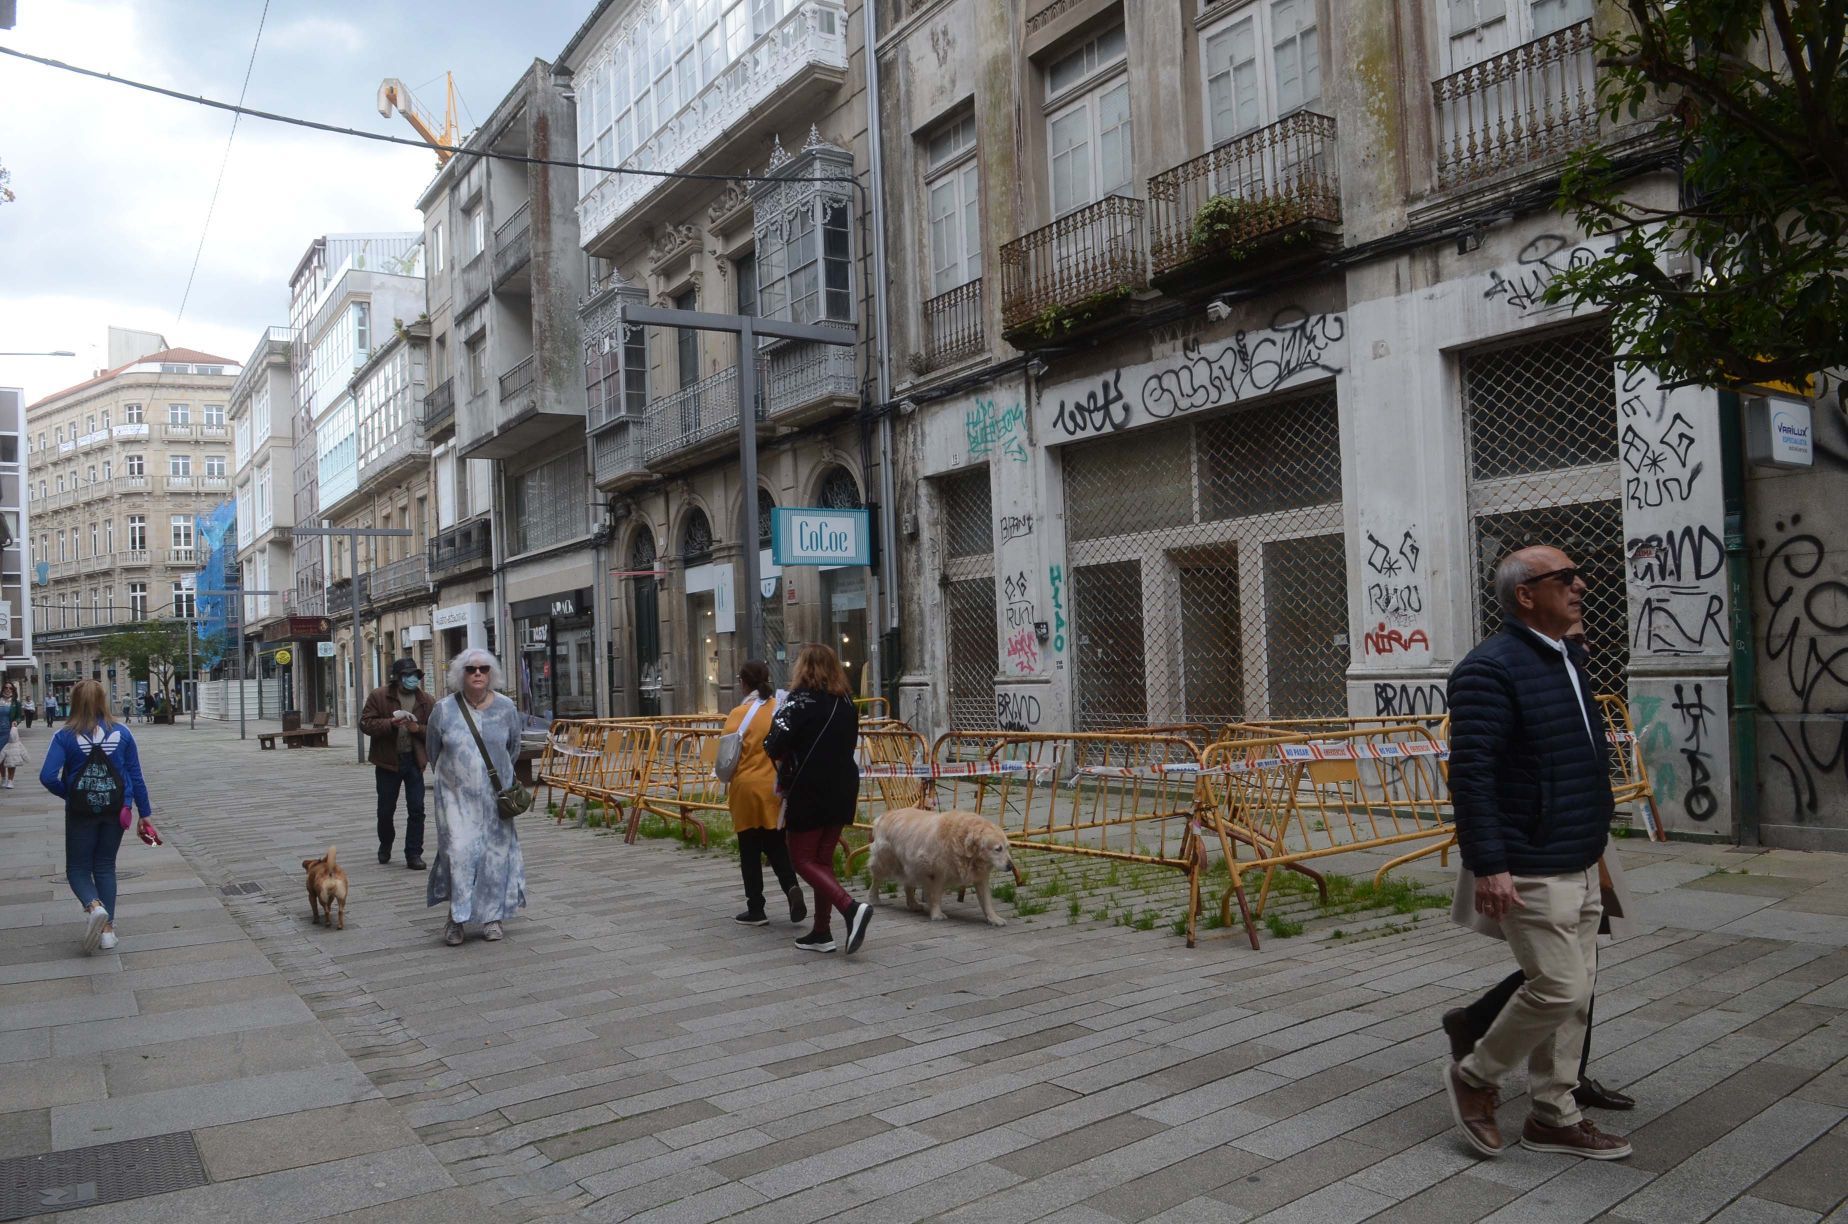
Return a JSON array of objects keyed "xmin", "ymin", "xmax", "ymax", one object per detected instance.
[{"xmin": 362, "ymin": 657, "xmax": 437, "ymax": 869}]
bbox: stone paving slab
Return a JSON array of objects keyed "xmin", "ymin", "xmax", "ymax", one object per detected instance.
[{"xmin": 4, "ymin": 722, "xmax": 1848, "ymax": 1222}]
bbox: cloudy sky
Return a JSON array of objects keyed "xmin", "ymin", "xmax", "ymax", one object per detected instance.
[{"xmin": 0, "ymin": 0, "xmax": 593, "ymax": 406}]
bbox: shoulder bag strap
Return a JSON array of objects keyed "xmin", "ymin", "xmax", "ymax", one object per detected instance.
[
  {"xmin": 455, "ymin": 694, "xmax": 507, "ymax": 792},
  {"xmin": 787, "ymin": 694, "xmax": 842, "ymax": 791}
]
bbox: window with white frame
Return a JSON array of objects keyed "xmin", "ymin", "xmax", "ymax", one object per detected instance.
[
  {"xmin": 103, "ymin": 519, "xmax": 113, "ymax": 553},
  {"xmin": 235, "ymin": 417, "xmax": 252, "ymax": 466},
  {"xmin": 925, "ymin": 113, "xmax": 982, "ymax": 295},
  {"xmin": 205, "ymin": 454, "xmax": 227, "ymax": 479},
  {"xmin": 128, "ymin": 581, "xmax": 147, "ymax": 620},
  {"xmin": 172, "ymin": 579, "xmax": 195, "ymax": 620},
  {"xmin": 757, "ymin": 200, "xmax": 852, "ymax": 325},
  {"xmin": 1201, "ymin": 0, "xmax": 1321, "ymax": 147},
  {"xmin": 431, "ymin": 221, "xmax": 446, "ymax": 274},
  {"xmin": 256, "ymin": 463, "xmax": 272, "ymax": 530},
  {"xmin": 101, "ymin": 410, "xmax": 110, "ymax": 430},
  {"xmin": 169, "ymin": 454, "xmax": 192, "ymax": 478},
  {"xmin": 102, "ymin": 459, "xmax": 112, "ymax": 480},
  {"xmin": 353, "ymin": 302, "xmax": 371, "ymax": 359},
  {"xmin": 168, "ymin": 403, "xmax": 190, "ymax": 425},
  {"xmin": 1045, "ymin": 27, "xmax": 1134, "ymax": 216},
  {"xmin": 128, "ymin": 515, "xmax": 146, "ymax": 551},
  {"xmin": 203, "ymin": 403, "xmax": 225, "ymax": 426},
  {"xmin": 171, "ymin": 515, "xmax": 194, "ymax": 553},
  {"xmin": 464, "ymin": 206, "xmax": 485, "ymax": 261},
  {"xmin": 125, "ymin": 454, "xmax": 144, "ymax": 477},
  {"xmin": 55, "ymin": 426, "xmax": 63, "ymax": 445},
  {"xmin": 1443, "ymin": 0, "xmax": 1592, "ymax": 71},
  {"xmin": 124, "ymin": 402, "xmax": 144, "ymax": 424},
  {"xmin": 89, "ymin": 522, "xmax": 98, "ymax": 556},
  {"xmin": 252, "ymin": 378, "xmax": 270, "ymax": 440}
]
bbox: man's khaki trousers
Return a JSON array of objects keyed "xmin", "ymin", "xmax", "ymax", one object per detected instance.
[{"xmin": 1457, "ymin": 866, "xmax": 1601, "ymax": 1127}]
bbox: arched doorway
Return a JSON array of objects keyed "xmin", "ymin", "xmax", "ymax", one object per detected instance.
[
  {"xmin": 628, "ymin": 530, "xmax": 662, "ymax": 716},
  {"xmin": 816, "ymin": 466, "xmax": 868, "ymax": 697}
]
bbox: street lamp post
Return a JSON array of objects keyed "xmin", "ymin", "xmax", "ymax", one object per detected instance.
[
  {"xmin": 286, "ymin": 526, "xmax": 413, "ymax": 763},
  {"xmin": 616, "ymin": 306, "xmax": 858, "ymax": 665}
]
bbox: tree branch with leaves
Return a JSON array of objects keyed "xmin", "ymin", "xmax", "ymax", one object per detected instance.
[
  {"xmin": 1542, "ymin": 0, "xmax": 1848, "ymax": 388},
  {"xmin": 99, "ymin": 620, "xmax": 193, "ymax": 704}
]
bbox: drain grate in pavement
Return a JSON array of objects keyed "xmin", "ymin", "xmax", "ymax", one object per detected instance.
[
  {"xmin": 0, "ymin": 1132, "xmax": 208, "ymax": 1220},
  {"xmin": 218, "ymin": 881, "xmax": 264, "ymax": 896}
]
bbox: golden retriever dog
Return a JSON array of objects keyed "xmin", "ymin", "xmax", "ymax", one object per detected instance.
[
  {"xmin": 869, "ymin": 807, "xmax": 1022, "ymax": 927},
  {"xmin": 302, "ymin": 846, "xmax": 348, "ymax": 930}
]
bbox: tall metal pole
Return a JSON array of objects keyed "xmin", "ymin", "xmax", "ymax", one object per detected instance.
[
  {"xmin": 235, "ymin": 602, "xmax": 247, "ymax": 741},
  {"xmin": 186, "ymin": 615, "xmax": 196, "ymax": 730},
  {"xmin": 738, "ymin": 317, "xmax": 764, "ymax": 665},
  {"xmin": 352, "ymin": 531, "xmax": 364, "ymax": 765}
]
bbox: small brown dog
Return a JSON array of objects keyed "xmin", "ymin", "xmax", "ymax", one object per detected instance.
[{"xmin": 302, "ymin": 846, "xmax": 348, "ymax": 930}]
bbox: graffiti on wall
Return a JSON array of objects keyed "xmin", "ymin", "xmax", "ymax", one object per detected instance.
[
  {"xmin": 1002, "ymin": 570, "xmax": 1040, "ymax": 674},
  {"xmin": 1628, "ymin": 525, "xmax": 1729, "ymax": 656},
  {"xmin": 1758, "ymin": 515, "xmax": 1848, "ymax": 819},
  {"xmin": 1635, "ymin": 680, "xmax": 1723, "ymax": 826},
  {"xmin": 1482, "ymin": 234, "xmax": 1605, "ymax": 314},
  {"xmin": 1045, "ymin": 308, "xmax": 1346, "ymax": 441},
  {"xmin": 1370, "ymin": 681, "xmax": 1448, "ymax": 718},
  {"xmin": 966, "ymin": 398, "xmax": 1027, "ymax": 462},
  {"xmin": 995, "ymin": 688, "xmax": 1043, "ymax": 732},
  {"xmin": 998, "ymin": 513, "xmax": 1035, "ymax": 544},
  {"xmin": 1364, "ymin": 528, "xmax": 1425, "ymax": 630},
  {"xmin": 1047, "ymin": 564, "xmax": 1068, "ymax": 654}
]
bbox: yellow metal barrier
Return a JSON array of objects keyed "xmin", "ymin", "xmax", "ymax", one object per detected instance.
[
  {"xmin": 635, "ymin": 726, "xmax": 729, "ymax": 845},
  {"xmin": 1198, "ymin": 724, "xmax": 1453, "ymax": 949},
  {"xmin": 864, "ymin": 732, "xmax": 1214, "ymax": 945},
  {"xmin": 1597, "ymin": 694, "xmax": 1664, "ymax": 840}
]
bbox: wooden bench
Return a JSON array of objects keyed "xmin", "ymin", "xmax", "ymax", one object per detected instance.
[
  {"xmin": 280, "ymin": 727, "xmax": 330, "ymax": 748},
  {"xmin": 257, "ymin": 732, "xmax": 280, "ymax": 750}
]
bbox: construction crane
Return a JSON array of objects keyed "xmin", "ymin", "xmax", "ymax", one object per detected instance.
[{"xmin": 377, "ymin": 74, "xmax": 459, "ymax": 166}]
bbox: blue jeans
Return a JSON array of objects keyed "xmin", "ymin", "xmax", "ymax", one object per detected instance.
[
  {"xmin": 66, "ymin": 815, "xmax": 127, "ymax": 917},
  {"xmin": 376, "ymin": 754, "xmax": 425, "ymax": 859}
]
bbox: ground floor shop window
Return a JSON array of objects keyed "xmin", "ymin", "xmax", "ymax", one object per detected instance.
[
  {"xmin": 1062, "ymin": 387, "xmax": 1347, "ymax": 731},
  {"xmin": 512, "ymin": 589, "xmax": 596, "ymax": 722},
  {"xmin": 823, "ymin": 567, "xmax": 868, "ymax": 698}
]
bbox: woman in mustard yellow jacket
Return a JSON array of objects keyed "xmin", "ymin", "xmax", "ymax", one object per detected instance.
[{"xmin": 723, "ymin": 661, "xmax": 807, "ymax": 927}]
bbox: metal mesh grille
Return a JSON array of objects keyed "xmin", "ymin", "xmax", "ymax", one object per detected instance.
[
  {"xmin": 1463, "ymin": 326, "xmax": 1628, "ymax": 696},
  {"xmin": 1064, "ymin": 388, "xmax": 1347, "ymax": 730},
  {"xmin": 939, "ymin": 467, "xmax": 996, "ymax": 728}
]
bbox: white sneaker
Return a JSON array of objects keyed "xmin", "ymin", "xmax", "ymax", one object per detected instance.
[
  {"xmin": 3, "ymin": 779, "xmax": 13, "ymax": 788},
  {"xmin": 98, "ymin": 931, "xmax": 117, "ymax": 951},
  {"xmin": 82, "ymin": 906, "xmax": 109, "ymax": 954}
]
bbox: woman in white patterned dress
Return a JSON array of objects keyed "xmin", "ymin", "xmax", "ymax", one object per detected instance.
[{"xmin": 425, "ymin": 648, "xmax": 527, "ymax": 945}]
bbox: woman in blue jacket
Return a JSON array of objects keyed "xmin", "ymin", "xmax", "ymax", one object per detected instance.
[{"xmin": 40, "ymin": 680, "xmax": 154, "ymax": 954}]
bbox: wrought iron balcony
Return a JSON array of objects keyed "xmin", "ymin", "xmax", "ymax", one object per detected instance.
[
  {"xmin": 1149, "ymin": 112, "xmax": 1341, "ymax": 286},
  {"xmin": 368, "ymin": 554, "xmax": 429, "ymax": 603},
  {"xmin": 643, "ymin": 364, "xmax": 767, "ymax": 465},
  {"xmin": 578, "ymin": 0, "xmax": 848, "ymax": 239},
  {"xmin": 358, "ymin": 418, "xmax": 431, "ymax": 487},
  {"xmin": 499, "ymin": 355, "xmax": 537, "ymax": 415},
  {"xmin": 422, "ymin": 377, "xmax": 455, "ymax": 436},
  {"xmin": 493, "ymin": 202, "xmax": 532, "ymax": 287},
  {"xmin": 428, "ymin": 518, "xmax": 493, "ymax": 580},
  {"xmin": 1433, "ymin": 20, "xmax": 1598, "ymax": 187},
  {"xmin": 326, "ymin": 575, "xmax": 366, "ymax": 617},
  {"xmin": 766, "ymin": 339, "xmax": 857, "ymax": 424},
  {"xmin": 999, "ymin": 195, "xmax": 1148, "ymax": 345},
  {"xmin": 592, "ymin": 421, "xmax": 650, "ymax": 489},
  {"xmin": 921, "ymin": 279, "xmax": 985, "ymax": 372}
]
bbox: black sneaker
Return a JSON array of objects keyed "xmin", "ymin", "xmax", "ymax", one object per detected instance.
[
  {"xmin": 795, "ymin": 930, "xmax": 836, "ymax": 953},
  {"xmin": 844, "ymin": 901, "xmax": 872, "ymax": 955},
  {"xmin": 377, "ymin": 847, "xmax": 391, "ymax": 865},
  {"xmin": 406, "ymin": 856, "xmax": 427, "ymax": 871},
  {"xmin": 786, "ymin": 886, "xmax": 808, "ymax": 925},
  {"xmin": 735, "ymin": 909, "xmax": 769, "ymax": 926}
]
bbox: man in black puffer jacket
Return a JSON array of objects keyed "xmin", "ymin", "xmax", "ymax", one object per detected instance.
[{"xmin": 1440, "ymin": 545, "xmax": 1633, "ymax": 1163}]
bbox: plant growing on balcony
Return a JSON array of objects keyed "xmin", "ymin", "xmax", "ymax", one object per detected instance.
[
  {"xmin": 1189, "ymin": 193, "xmax": 1304, "ymax": 259},
  {"xmin": 1543, "ymin": 0, "xmax": 1848, "ymax": 389},
  {"xmin": 1031, "ymin": 284, "xmax": 1133, "ymax": 340}
]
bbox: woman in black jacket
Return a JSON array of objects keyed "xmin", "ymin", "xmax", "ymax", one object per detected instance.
[{"xmin": 763, "ymin": 643, "xmax": 868, "ymax": 954}]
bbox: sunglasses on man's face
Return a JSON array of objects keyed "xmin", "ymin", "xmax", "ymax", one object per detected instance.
[
  {"xmin": 1522, "ymin": 567, "xmax": 1584, "ymax": 588},
  {"xmin": 463, "ymin": 664, "xmax": 491, "ymax": 675}
]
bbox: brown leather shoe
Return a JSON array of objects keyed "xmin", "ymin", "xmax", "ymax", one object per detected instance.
[
  {"xmin": 1573, "ymin": 1076, "xmax": 1636, "ymax": 1111},
  {"xmin": 1442, "ymin": 1062, "xmax": 1503, "ymax": 1156},
  {"xmin": 1520, "ymin": 1116, "xmax": 1633, "ymax": 1160},
  {"xmin": 1442, "ymin": 1008, "xmax": 1478, "ymax": 1061}
]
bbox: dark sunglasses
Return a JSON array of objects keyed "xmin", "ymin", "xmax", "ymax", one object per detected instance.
[
  {"xmin": 1521, "ymin": 566, "xmax": 1584, "ymax": 588},
  {"xmin": 463, "ymin": 664, "xmax": 492, "ymax": 674}
]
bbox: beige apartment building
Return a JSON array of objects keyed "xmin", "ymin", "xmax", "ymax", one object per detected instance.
[
  {"xmin": 26, "ymin": 347, "xmax": 238, "ymax": 707},
  {"xmin": 323, "ymin": 321, "xmax": 436, "ymax": 720}
]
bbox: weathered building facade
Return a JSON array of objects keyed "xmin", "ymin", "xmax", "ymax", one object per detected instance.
[
  {"xmin": 562, "ymin": 0, "xmax": 881, "ymax": 715},
  {"xmin": 875, "ymin": 0, "xmax": 1837, "ymax": 848},
  {"xmin": 419, "ymin": 60, "xmax": 592, "ymax": 723}
]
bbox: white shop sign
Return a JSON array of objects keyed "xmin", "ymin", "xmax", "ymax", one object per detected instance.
[
  {"xmin": 1746, "ymin": 395, "xmax": 1814, "ymax": 469},
  {"xmin": 684, "ymin": 562, "xmax": 736, "ymax": 634}
]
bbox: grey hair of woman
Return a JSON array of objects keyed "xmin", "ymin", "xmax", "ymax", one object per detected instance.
[{"xmin": 446, "ymin": 647, "xmax": 505, "ymax": 694}]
